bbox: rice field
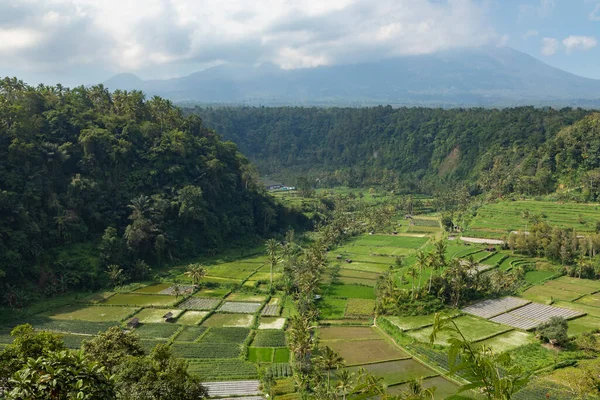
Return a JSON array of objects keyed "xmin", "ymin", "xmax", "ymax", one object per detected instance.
[
  {"xmin": 176, "ymin": 311, "xmax": 209, "ymax": 325},
  {"xmin": 132, "ymin": 308, "xmax": 183, "ymax": 323},
  {"xmin": 327, "ymin": 339, "xmax": 409, "ymax": 365},
  {"xmin": 476, "ymin": 330, "xmax": 535, "ymax": 352},
  {"xmin": 408, "ymin": 315, "xmax": 511, "ymax": 345},
  {"xmin": 202, "ymin": 313, "xmax": 255, "ymax": 328},
  {"xmin": 346, "ymin": 359, "xmax": 437, "ymax": 386},
  {"xmin": 103, "ymin": 293, "xmax": 176, "ymax": 307},
  {"xmin": 43, "ymin": 305, "xmax": 139, "ymax": 322}
]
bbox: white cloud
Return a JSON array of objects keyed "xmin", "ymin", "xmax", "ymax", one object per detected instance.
[
  {"xmin": 523, "ymin": 30, "xmax": 539, "ymax": 39},
  {"xmin": 590, "ymin": 4, "xmax": 600, "ymax": 21},
  {"xmin": 540, "ymin": 37, "xmax": 558, "ymax": 56},
  {"xmin": 0, "ymin": 0, "xmax": 502, "ymax": 78},
  {"xmin": 562, "ymin": 35, "xmax": 598, "ymax": 52}
]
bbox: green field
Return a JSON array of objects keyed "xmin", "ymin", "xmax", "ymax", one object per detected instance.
[
  {"xmin": 319, "ymin": 326, "xmax": 382, "ymax": 341},
  {"xmin": 467, "ymin": 200, "xmax": 600, "ymax": 237},
  {"xmin": 176, "ymin": 311, "xmax": 209, "ymax": 325},
  {"xmin": 132, "ymin": 308, "xmax": 183, "ymax": 323},
  {"xmin": 477, "ymin": 330, "xmax": 535, "ymax": 352},
  {"xmin": 408, "ymin": 315, "xmax": 510, "ymax": 345},
  {"xmin": 134, "ymin": 283, "xmax": 172, "ymax": 294},
  {"xmin": 103, "ymin": 293, "xmax": 176, "ymax": 307},
  {"xmin": 44, "ymin": 305, "xmax": 139, "ymax": 322},
  {"xmin": 327, "ymin": 339, "xmax": 409, "ymax": 365},
  {"xmin": 202, "ymin": 313, "xmax": 254, "ymax": 328},
  {"xmin": 567, "ymin": 315, "xmax": 600, "ymax": 336},
  {"xmin": 347, "ymin": 359, "xmax": 437, "ymax": 386}
]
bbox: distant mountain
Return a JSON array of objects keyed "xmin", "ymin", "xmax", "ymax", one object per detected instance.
[{"xmin": 102, "ymin": 47, "xmax": 600, "ymax": 106}]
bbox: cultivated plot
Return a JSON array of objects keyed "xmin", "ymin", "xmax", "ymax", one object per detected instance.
[
  {"xmin": 132, "ymin": 308, "xmax": 183, "ymax": 323},
  {"xmin": 44, "ymin": 305, "xmax": 139, "ymax": 322},
  {"xmin": 202, "ymin": 380, "xmax": 261, "ymax": 397},
  {"xmin": 490, "ymin": 303, "xmax": 584, "ymax": 331},
  {"xmin": 384, "ymin": 312, "xmax": 459, "ymax": 332},
  {"xmin": 202, "ymin": 313, "xmax": 254, "ymax": 328},
  {"xmin": 476, "ymin": 330, "xmax": 534, "ymax": 352},
  {"xmin": 388, "ymin": 376, "xmax": 459, "ymax": 399},
  {"xmin": 328, "ymin": 339, "xmax": 410, "ymax": 365},
  {"xmin": 134, "ymin": 283, "xmax": 171, "ymax": 294},
  {"xmin": 408, "ymin": 315, "xmax": 510, "ymax": 345},
  {"xmin": 178, "ymin": 297, "xmax": 221, "ymax": 310},
  {"xmin": 258, "ymin": 317, "xmax": 286, "ymax": 330},
  {"xmin": 462, "ymin": 297, "xmax": 531, "ymax": 319},
  {"xmin": 174, "ymin": 326, "xmax": 208, "ymax": 342},
  {"xmin": 176, "ymin": 311, "xmax": 209, "ymax": 325},
  {"xmin": 159, "ymin": 285, "xmax": 195, "ymax": 295},
  {"xmin": 218, "ymin": 301, "xmax": 262, "ymax": 314},
  {"xmin": 320, "ymin": 326, "xmax": 382, "ymax": 341},
  {"xmin": 134, "ymin": 323, "xmax": 180, "ymax": 340},
  {"xmin": 347, "ymin": 359, "xmax": 437, "ymax": 386},
  {"xmin": 103, "ymin": 293, "xmax": 176, "ymax": 307},
  {"xmin": 261, "ymin": 304, "xmax": 281, "ymax": 316}
]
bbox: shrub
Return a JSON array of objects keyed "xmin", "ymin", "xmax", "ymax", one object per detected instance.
[
  {"xmin": 252, "ymin": 330, "xmax": 286, "ymax": 347},
  {"xmin": 536, "ymin": 317, "xmax": 569, "ymax": 347}
]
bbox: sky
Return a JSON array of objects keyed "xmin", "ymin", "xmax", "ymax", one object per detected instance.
[{"xmin": 0, "ymin": 0, "xmax": 599, "ymax": 86}]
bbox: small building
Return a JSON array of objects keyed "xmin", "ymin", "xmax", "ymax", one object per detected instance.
[
  {"xmin": 163, "ymin": 312, "xmax": 175, "ymax": 322},
  {"xmin": 127, "ymin": 317, "xmax": 139, "ymax": 329},
  {"xmin": 261, "ymin": 179, "xmax": 284, "ymax": 191},
  {"xmin": 345, "ymin": 259, "xmax": 353, "ymax": 264},
  {"xmin": 336, "ymin": 255, "xmax": 343, "ymax": 260}
]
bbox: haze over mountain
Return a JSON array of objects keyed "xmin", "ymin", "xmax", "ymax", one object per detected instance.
[{"xmin": 103, "ymin": 47, "xmax": 600, "ymax": 107}]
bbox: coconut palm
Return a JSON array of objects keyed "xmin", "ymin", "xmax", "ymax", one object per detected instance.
[
  {"xmin": 266, "ymin": 238, "xmax": 280, "ymax": 291},
  {"xmin": 185, "ymin": 263, "xmax": 206, "ymax": 286},
  {"xmin": 415, "ymin": 251, "xmax": 428, "ymax": 294},
  {"xmin": 336, "ymin": 370, "xmax": 354, "ymax": 400},
  {"xmin": 316, "ymin": 346, "xmax": 345, "ymax": 393},
  {"xmin": 106, "ymin": 264, "xmax": 124, "ymax": 288}
]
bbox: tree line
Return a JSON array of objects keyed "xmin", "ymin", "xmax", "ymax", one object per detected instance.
[{"xmin": 191, "ymin": 106, "xmax": 600, "ymax": 197}]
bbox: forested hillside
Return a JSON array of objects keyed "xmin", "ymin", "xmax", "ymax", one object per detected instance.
[
  {"xmin": 0, "ymin": 78, "xmax": 298, "ymax": 306},
  {"xmin": 192, "ymin": 106, "xmax": 598, "ymax": 196}
]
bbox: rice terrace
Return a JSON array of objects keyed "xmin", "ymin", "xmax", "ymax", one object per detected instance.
[{"xmin": 4, "ymin": 185, "xmax": 600, "ymax": 400}]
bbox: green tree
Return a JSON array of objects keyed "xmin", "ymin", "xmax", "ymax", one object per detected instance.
[
  {"xmin": 114, "ymin": 344, "xmax": 208, "ymax": 399},
  {"xmin": 266, "ymin": 238, "xmax": 281, "ymax": 291},
  {"xmin": 82, "ymin": 326, "xmax": 145, "ymax": 372},
  {"xmin": 8, "ymin": 350, "xmax": 115, "ymax": 400},
  {"xmin": 536, "ymin": 317, "xmax": 569, "ymax": 347},
  {"xmin": 316, "ymin": 346, "xmax": 345, "ymax": 394},
  {"xmin": 185, "ymin": 263, "xmax": 207, "ymax": 286}
]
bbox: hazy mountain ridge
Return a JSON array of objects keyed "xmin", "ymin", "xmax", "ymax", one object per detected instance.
[{"xmin": 103, "ymin": 47, "xmax": 600, "ymax": 106}]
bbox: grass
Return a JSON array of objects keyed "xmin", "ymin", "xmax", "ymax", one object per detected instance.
[
  {"xmin": 187, "ymin": 359, "xmax": 258, "ymax": 381},
  {"xmin": 555, "ymin": 276, "xmax": 600, "ymax": 289},
  {"xmin": 408, "ymin": 315, "xmax": 510, "ymax": 345},
  {"xmin": 508, "ymin": 343, "xmax": 586, "ymax": 373},
  {"xmin": 15, "ymin": 318, "xmax": 115, "ymax": 336},
  {"xmin": 43, "ymin": 305, "xmax": 139, "ymax": 322},
  {"xmin": 327, "ymin": 339, "xmax": 409, "ymax": 365},
  {"xmin": 344, "ymin": 298, "xmax": 375, "ymax": 318},
  {"xmin": 576, "ymin": 294, "xmax": 600, "ymax": 308},
  {"xmin": 346, "ymin": 359, "xmax": 437, "ymax": 385},
  {"xmin": 319, "ymin": 326, "xmax": 382, "ymax": 341},
  {"xmin": 132, "ymin": 308, "xmax": 183, "ymax": 323},
  {"xmin": 103, "ymin": 293, "xmax": 176, "ymax": 307},
  {"xmin": 252, "ymin": 330, "xmax": 286, "ymax": 347},
  {"xmin": 476, "ymin": 330, "xmax": 535, "ymax": 352},
  {"xmin": 176, "ymin": 311, "xmax": 209, "ymax": 325},
  {"xmin": 194, "ymin": 287, "xmax": 230, "ymax": 298}
]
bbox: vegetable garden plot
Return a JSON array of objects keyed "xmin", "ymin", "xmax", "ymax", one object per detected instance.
[
  {"xmin": 248, "ymin": 347, "xmax": 273, "ymax": 362},
  {"xmin": 219, "ymin": 301, "xmax": 262, "ymax": 314},
  {"xmin": 171, "ymin": 342, "xmax": 241, "ymax": 359},
  {"xmin": 554, "ymin": 301, "xmax": 600, "ymax": 318},
  {"xmin": 490, "ymin": 302, "xmax": 584, "ymax": 331},
  {"xmin": 225, "ymin": 293, "xmax": 268, "ymax": 302},
  {"xmin": 140, "ymin": 340, "xmax": 167, "ymax": 352},
  {"xmin": 261, "ymin": 304, "xmax": 281, "ymax": 316},
  {"xmin": 187, "ymin": 360, "xmax": 258, "ymax": 381},
  {"xmin": 202, "ymin": 380, "xmax": 261, "ymax": 397},
  {"xmin": 26, "ymin": 319, "xmax": 114, "ymax": 336},
  {"xmin": 327, "ymin": 339, "xmax": 409, "ymax": 365},
  {"xmin": 159, "ymin": 285, "xmax": 195, "ymax": 295},
  {"xmin": 384, "ymin": 312, "xmax": 459, "ymax": 331},
  {"xmin": 476, "ymin": 330, "xmax": 534, "ymax": 352},
  {"xmin": 178, "ymin": 297, "xmax": 221, "ymax": 310},
  {"xmin": 174, "ymin": 326, "xmax": 208, "ymax": 342},
  {"xmin": 200, "ymin": 327, "xmax": 250, "ymax": 344},
  {"xmin": 134, "ymin": 323, "xmax": 180, "ymax": 340},
  {"xmin": 44, "ymin": 305, "xmax": 139, "ymax": 322},
  {"xmin": 273, "ymin": 348, "xmax": 290, "ymax": 363},
  {"xmin": 462, "ymin": 296, "xmax": 531, "ymax": 319},
  {"xmin": 252, "ymin": 330, "xmax": 286, "ymax": 347}
]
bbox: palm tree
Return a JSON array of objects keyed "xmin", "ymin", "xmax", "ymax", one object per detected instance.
[
  {"xmin": 336, "ymin": 370, "xmax": 354, "ymax": 400},
  {"xmin": 172, "ymin": 282, "xmax": 182, "ymax": 300},
  {"xmin": 317, "ymin": 346, "xmax": 345, "ymax": 393},
  {"xmin": 106, "ymin": 264, "xmax": 124, "ymax": 288},
  {"xmin": 185, "ymin": 263, "xmax": 206, "ymax": 286},
  {"xmin": 415, "ymin": 251, "xmax": 428, "ymax": 295},
  {"xmin": 401, "ymin": 378, "xmax": 436, "ymax": 400},
  {"xmin": 266, "ymin": 239, "xmax": 280, "ymax": 291}
]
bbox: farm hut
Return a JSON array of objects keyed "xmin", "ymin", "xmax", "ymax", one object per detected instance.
[
  {"xmin": 163, "ymin": 312, "xmax": 175, "ymax": 322},
  {"xmin": 392, "ymin": 231, "xmax": 398, "ymax": 235},
  {"xmin": 404, "ymin": 214, "xmax": 412, "ymax": 219},
  {"xmin": 345, "ymin": 259, "xmax": 353, "ymax": 264},
  {"xmin": 336, "ymin": 255, "xmax": 343, "ymax": 260},
  {"xmin": 486, "ymin": 246, "xmax": 497, "ymax": 252},
  {"xmin": 127, "ymin": 317, "xmax": 139, "ymax": 329}
]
